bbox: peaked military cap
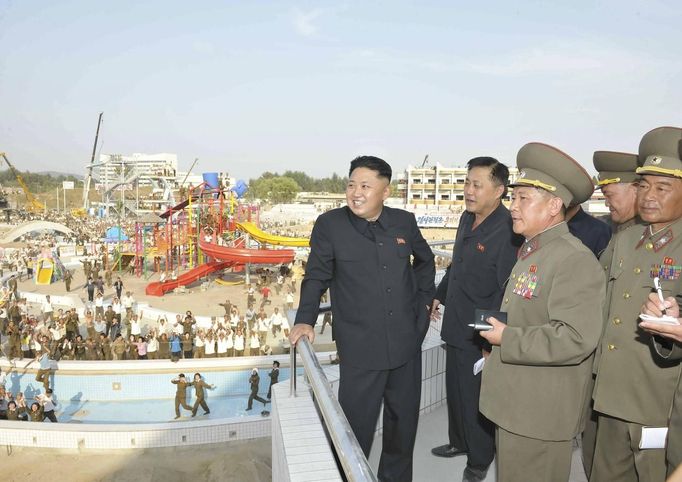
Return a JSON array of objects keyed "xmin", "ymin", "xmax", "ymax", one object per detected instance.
[
  {"xmin": 636, "ymin": 126, "xmax": 682, "ymax": 179},
  {"xmin": 593, "ymin": 151, "xmax": 640, "ymax": 187},
  {"xmin": 511, "ymin": 142, "xmax": 594, "ymax": 207}
]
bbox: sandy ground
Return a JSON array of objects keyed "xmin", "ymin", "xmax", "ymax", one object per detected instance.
[{"xmin": 0, "ymin": 438, "xmax": 272, "ymax": 482}]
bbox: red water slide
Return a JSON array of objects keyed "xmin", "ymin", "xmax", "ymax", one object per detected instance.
[
  {"xmin": 145, "ymin": 261, "xmax": 233, "ymax": 296},
  {"xmin": 198, "ymin": 238, "xmax": 295, "ymax": 264}
]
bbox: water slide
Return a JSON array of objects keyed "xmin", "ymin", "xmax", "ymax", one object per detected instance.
[
  {"xmin": 145, "ymin": 261, "xmax": 233, "ymax": 296},
  {"xmin": 1, "ymin": 221, "xmax": 74, "ymax": 244},
  {"xmin": 35, "ymin": 259, "xmax": 54, "ymax": 285},
  {"xmin": 235, "ymin": 221, "xmax": 309, "ymax": 247},
  {"xmin": 198, "ymin": 237, "xmax": 295, "ymax": 264}
]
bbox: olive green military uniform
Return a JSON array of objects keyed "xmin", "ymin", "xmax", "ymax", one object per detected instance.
[
  {"xmin": 172, "ymin": 378, "xmax": 192, "ymax": 417},
  {"xmin": 479, "ymin": 143, "xmax": 605, "ymax": 482},
  {"xmin": 652, "ymin": 341, "xmax": 682, "ymax": 476},
  {"xmin": 191, "ymin": 379, "xmax": 212, "ymax": 416},
  {"xmin": 582, "ymin": 150, "xmax": 643, "ymax": 477},
  {"xmin": 591, "ymin": 127, "xmax": 682, "ymax": 482},
  {"xmin": 64, "ymin": 270, "xmax": 72, "ymax": 292}
]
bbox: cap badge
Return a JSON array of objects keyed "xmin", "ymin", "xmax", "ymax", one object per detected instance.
[
  {"xmin": 651, "ymin": 156, "xmax": 662, "ymax": 165},
  {"xmin": 519, "ymin": 170, "xmax": 526, "ymax": 178}
]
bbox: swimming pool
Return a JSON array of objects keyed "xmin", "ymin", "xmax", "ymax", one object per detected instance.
[{"xmin": 2, "ymin": 358, "xmax": 301, "ymax": 424}]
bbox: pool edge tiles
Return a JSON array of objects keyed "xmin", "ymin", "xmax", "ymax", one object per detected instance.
[{"xmin": 0, "ymin": 415, "xmax": 271, "ymax": 449}]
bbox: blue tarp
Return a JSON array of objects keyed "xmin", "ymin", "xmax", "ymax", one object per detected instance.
[{"xmin": 103, "ymin": 226, "xmax": 129, "ymax": 242}]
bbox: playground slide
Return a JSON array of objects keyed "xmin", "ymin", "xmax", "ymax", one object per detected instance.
[
  {"xmin": 199, "ymin": 238, "xmax": 296, "ymax": 264},
  {"xmin": 145, "ymin": 261, "xmax": 233, "ymax": 296},
  {"xmin": 35, "ymin": 259, "xmax": 54, "ymax": 285},
  {"xmin": 235, "ymin": 222, "xmax": 309, "ymax": 247}
]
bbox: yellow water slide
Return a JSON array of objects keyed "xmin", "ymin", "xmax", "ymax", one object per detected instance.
[
  {"xmin": 235, "ymin": 221, "xmax": 310, "ymax": 247},
  {"xmin": 35, "ymin": 259, "xmax": 54, "ymax": 285}
]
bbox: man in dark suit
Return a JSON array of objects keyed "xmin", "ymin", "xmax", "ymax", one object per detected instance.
[
  {"xmin": 290, "ymin": 156, "xmax": 435, "ymax": 482},
  {"xmin": 430, "ymin": 157, "xmax": 522, "ymax": 482}
]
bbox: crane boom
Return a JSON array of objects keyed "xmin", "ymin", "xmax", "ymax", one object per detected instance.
[{"xmin": 0, "ymin": 152, "xmax": 45, "ymax": 212}]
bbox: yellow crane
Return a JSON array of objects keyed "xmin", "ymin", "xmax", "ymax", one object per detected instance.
[{"xmin": 0, "ymin": 152, "xmax": 46, "ymax": 212}]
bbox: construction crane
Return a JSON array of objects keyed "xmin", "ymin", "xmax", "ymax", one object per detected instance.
[
  {"xmin": 0, "ymin": 152, "xmax": 45, "ymax": 212},
  {"xmin": 72, "ymin": 112, "xmax": 104, "ymax": 217}
]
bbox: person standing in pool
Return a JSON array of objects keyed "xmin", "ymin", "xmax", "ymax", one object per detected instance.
[
  {"xmin": 246, "ymin": 368, "xmax": 268, "ymax": 411},
  {"xmin": 190, "ymin": 372, "xmax": 215, "ymax": 417},
  {"xmin": 171, "ymin": 373, "xmax": 193, "ymax": 419}
]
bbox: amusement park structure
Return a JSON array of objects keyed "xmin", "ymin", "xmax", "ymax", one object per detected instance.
[{"xmin": 140, "ymin": 176, "xmax": 309, "ymax": 296}]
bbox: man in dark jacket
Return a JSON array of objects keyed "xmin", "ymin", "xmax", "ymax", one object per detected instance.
[
  {"xmin": 430, "ymin": 157, "xmax": 522, "ymax": 482},
  {"xmin": 290, "ymin": 156, "xmax": 435, "ymax": 482}
]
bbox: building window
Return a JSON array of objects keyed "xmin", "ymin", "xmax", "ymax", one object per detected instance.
[
  {"xmin": 441, "ymin": 194, "xmax": 450, "ymax": 200},
  {"xmin": 455, "ymin": 178, "xmax": 465, "ymax": 184},
  {"xmin": 427, "ymin": 194, "xmax": 435, "ymax": 200},
  {"xmin": 456, "ymin": 194, "xmax": 464, "ymax": 200},
  {"xmin": 412, "ymin": 193, "xmax": 421, "ymax": 199}
]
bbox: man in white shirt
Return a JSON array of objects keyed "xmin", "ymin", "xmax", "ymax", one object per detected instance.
[{"xmin": 42, "ymin": 295, "xmax": 53, "ymax": 322}]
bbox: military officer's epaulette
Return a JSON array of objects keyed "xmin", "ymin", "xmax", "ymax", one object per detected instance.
[
  {"xmin": 636, "ymin": 226, "xmax": 675, "ymax": 252},
  {"xmin": 518, "ymin": 239, "xmax": 539, "ymax": 260}
]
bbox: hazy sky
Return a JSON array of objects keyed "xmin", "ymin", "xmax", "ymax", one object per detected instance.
[{"xmin": 1, "ymin": 1, "xmax": 681, "ymax": 180}]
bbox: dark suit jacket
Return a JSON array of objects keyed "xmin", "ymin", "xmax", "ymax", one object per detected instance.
[
  {"xmin": 435, "ymin": 204, "xmax": 521, "ymax": 350},
  {"xmin": 295, "ymin": 206, "xmax": 435, "ymax": 370}
]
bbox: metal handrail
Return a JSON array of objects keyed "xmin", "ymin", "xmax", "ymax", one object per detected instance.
[{"xmin": 289, "ymin": 314, "xmax": 377, "ymax": 482}]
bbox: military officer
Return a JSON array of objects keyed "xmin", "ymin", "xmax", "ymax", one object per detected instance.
[
  {"xmin": 640, "ymin": 293, "xmax": 682, "ymax": 478},
  {"xmin": 581, "ymin": 149, "xmax": 642, "ymax": 477},
  {"xmin": 591, "ymin": 126, "xmax": 682, "ymax": 482},
  {"xmin": 479, "ymin": 142, "xmax": 605, "ymax": 482},
  {"xmin": 429, "ymin": 157, "xmax": 521, "ymax": 482}
]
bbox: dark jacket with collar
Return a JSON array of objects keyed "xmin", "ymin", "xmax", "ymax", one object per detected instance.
[
  {"xmin": 295, "ymin": 206, "xmax": 435, "ymax": 370},
  {"xmin": 436, "ymin": 203, "xmax": 522, "ymax": 350}
]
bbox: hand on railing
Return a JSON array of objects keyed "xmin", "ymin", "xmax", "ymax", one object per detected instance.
[{"xmin": 288, "ymin": 323, "xmax": 315, "ymax": 346}]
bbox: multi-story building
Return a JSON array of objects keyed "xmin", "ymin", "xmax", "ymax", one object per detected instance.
[{"xmin": 396, "ymin": 162, "xmax": 519, "ymax": 207}]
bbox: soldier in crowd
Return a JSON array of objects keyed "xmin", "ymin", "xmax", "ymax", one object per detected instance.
[
  {"xmin": 190, "ymin": 372, "xmax": 215, "ymax": 417},
  {"xmin": 171, "ymin": 373, "xmax": 193, "ymax": 419},
  {"xmin": 35, "ymin": 350, "xmax": 52, "ymax": 391},
  {"xmin": 63, "ymin": 269, "xmax": 72, "ymax": 292},
  {"xmin": 83, "ymin": 276, "xmax": 95, "ymax": 302},
  {"xmin": 479, "ymin": 142, "xmax": 605, "ymax": 482},
  {"xmin": 581, "ymin": 149, "xmax": 642, "ymax": 477},
  {"xmin": 591, "ymin": 127, "xmax": 682, "ymax": 482}
]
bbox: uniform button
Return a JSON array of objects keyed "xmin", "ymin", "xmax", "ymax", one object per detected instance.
[
  {"xmin": 608, "ymin": 344, "xmax": 616, "ymax": 351},
  {"xmin": 378, "ymin": 242, "xmax": 384, "ymax": 247},
  {"xmin": 511, "ymin": 274, "xmax": 516, "ymax": 279},
  {"xmin": 603, "ymin": 265, "xmax": 609, "ymax": 271},
  {"xmin": 623, "ymin": 293, "xmax": 630, "ymax": 299},
  {"xmin": 613, "ymin": 318, "xmax": 621, "ymax": 325},
  {"xmin": 382, "ymin": 265, "xmax": 387, "ymax": 270},
  {"xmin": 504, "ymin": 298, "xmax": 509, "ymax": 304},
  {"xmin": 634, "ymin": 267, "xmax": 641, "ymax": 274},
  {"xmin": 388, "ymin": 311, "xmax": 393, "ymax": 316},
  {"xmin": 645, "ymin": 242, "xmax": 654, "ymax": 250},
  {"xmin": 386, "ymin": 288, "xmax": 391, "ymax": 293}
]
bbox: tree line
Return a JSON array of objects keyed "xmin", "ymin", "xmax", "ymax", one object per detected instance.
[
  {"xmin": 247, "ymin": 170, "xmax": 348, "ymax": 203},
  {"xmin": 0, "ymin": 169, "xmax": 81, "ymax": 194}
]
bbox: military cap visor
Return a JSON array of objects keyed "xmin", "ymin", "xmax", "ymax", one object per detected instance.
[
  {"xmin": 592, "ymin": 151, "xmax": 640, "ymax": 187},
  {"xmin": 511, "ymin": 142, "xmax": 594, "ymax": 207}
]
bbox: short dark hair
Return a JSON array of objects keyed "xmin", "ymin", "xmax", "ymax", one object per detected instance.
[
  {"xmin": 467, "ymin": 156, "xmax": 510, "ymax": 198},
  {"xmin": 273, "ymin": 360, "xmax": 280, "ymax": 367},
  {"xmin": 349, "ymin": 156, "xmax": 392, "ymax": 182}
]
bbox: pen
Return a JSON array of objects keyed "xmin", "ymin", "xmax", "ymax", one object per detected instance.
[
  {"xmin": 468, "ymin": 323, "xmax": 493, "ymax": 331},
  {"xmin": 653, "ymin": 277, "xmax": 668, "ymax": 315}
]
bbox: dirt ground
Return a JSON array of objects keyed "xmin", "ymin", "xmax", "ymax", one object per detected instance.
[{"xmin": 0, "ymin": 438, "xmax": 272, "ymax": 482}]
